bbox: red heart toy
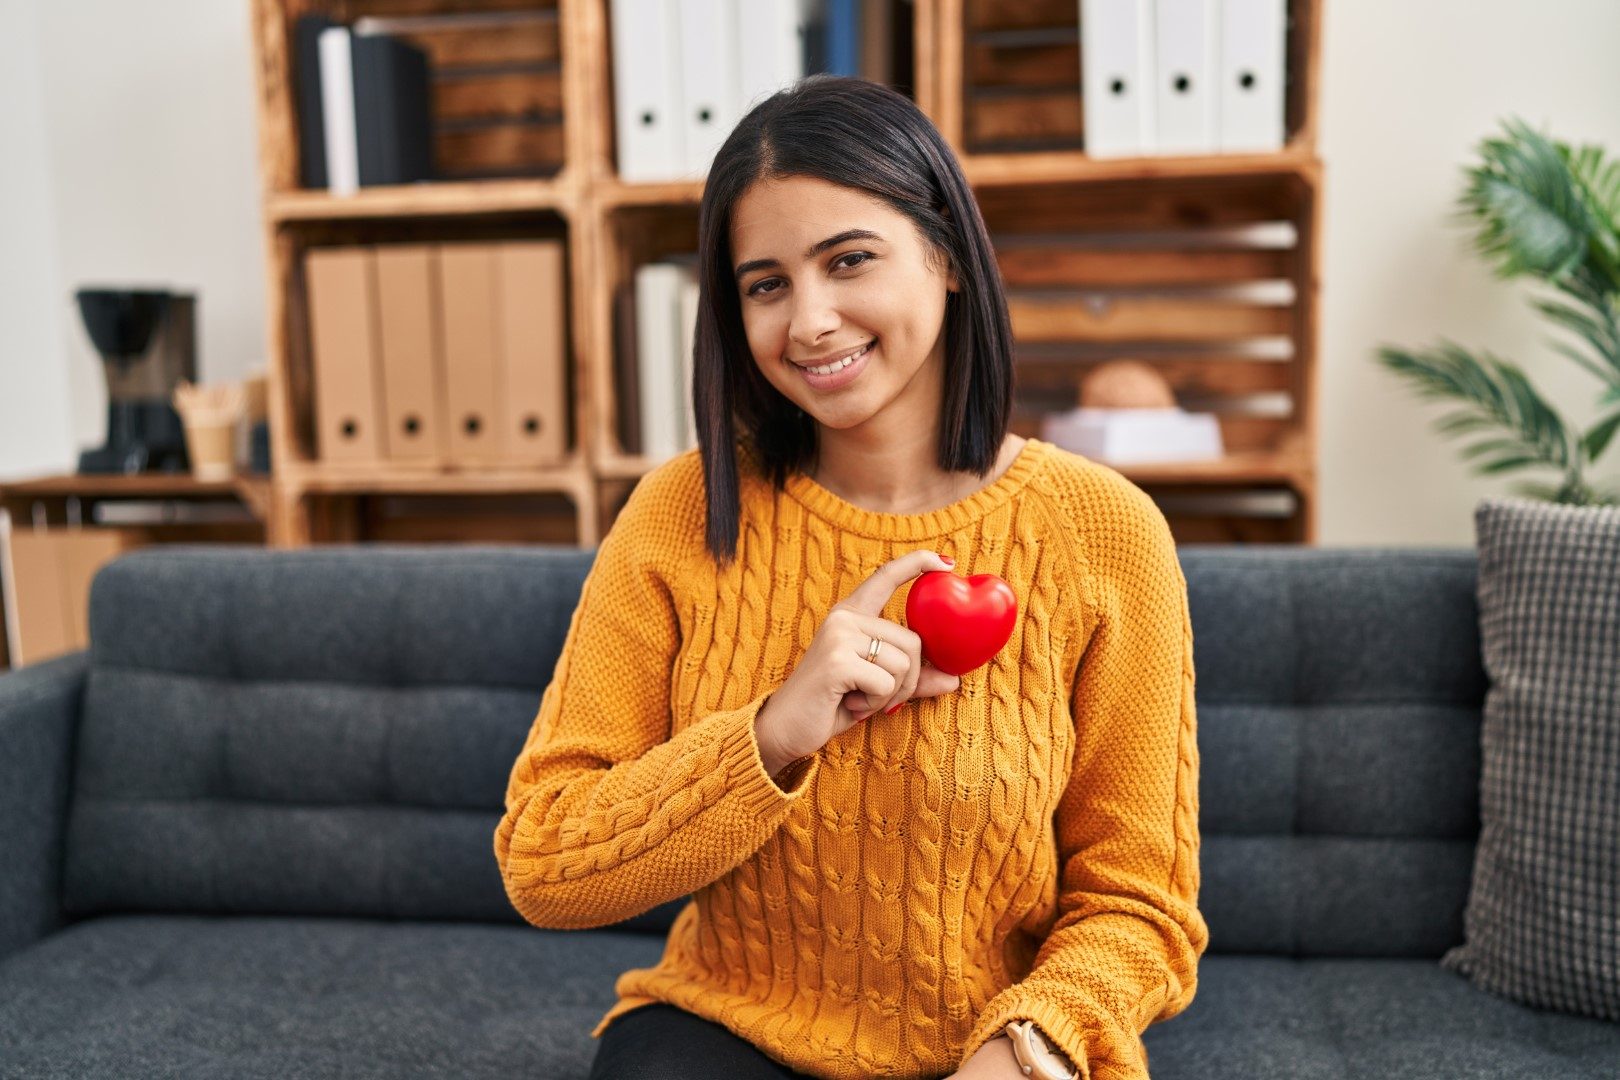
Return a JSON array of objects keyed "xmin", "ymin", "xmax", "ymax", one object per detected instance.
[{"xmin": 904, "ymin": 570, "xmax": 1017, "ymax": 676}]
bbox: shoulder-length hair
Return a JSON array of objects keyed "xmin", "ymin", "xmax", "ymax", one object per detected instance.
[{"xmin": 691, "ymin": 74, "xmax": 1015, "ymax": 567}]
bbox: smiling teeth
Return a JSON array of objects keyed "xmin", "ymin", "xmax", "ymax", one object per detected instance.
[{"xmin": 803, "ymin": 341, "xmax": 872, "ymax": 376}]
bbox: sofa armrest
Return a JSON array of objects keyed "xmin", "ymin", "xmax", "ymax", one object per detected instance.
[{"xmin": 0, "ymin": 650, "xmax": 88, "ymax": 965}]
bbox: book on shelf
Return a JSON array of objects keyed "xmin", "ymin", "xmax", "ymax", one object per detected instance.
[{"xmin": 296, "ymin": 14, "xmax": 435, "ymax": 192}]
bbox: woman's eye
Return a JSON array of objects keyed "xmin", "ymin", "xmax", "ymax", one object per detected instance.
[{"xmin": 746, "ymin": 252, "xmax": 872, "ymax": 298}]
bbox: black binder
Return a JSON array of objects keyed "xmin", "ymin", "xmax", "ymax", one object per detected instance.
[
  {"xmin": 352, "ymin": 32, "xmax": 434, "ymax": 186},
  {"xmin": 293, "ymin": 13, "xmax": 337, "ymax": 187}
]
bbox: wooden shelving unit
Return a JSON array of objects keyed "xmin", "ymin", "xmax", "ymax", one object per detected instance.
[{"xmin": 248, "ymin": 0, "xmax": 1323, "ymax": 548}]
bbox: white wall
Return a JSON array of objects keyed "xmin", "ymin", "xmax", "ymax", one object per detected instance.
[
  {"xmin": 1319, "ymin": 0, "xmax": 1620, "ymax": 543},
  {"xmin": 3, "ymin": 0, "xmax": 1619, "ymax": 543},
  {"xmin": 0, "ymin": 0, "xmax": 73, "ymax": 479},
  {"xmin": 0, "ymin": 0, "xmax": 264, "ymax": 484}
]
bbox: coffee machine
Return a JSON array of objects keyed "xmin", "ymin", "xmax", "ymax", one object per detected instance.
[{"xmin": 75, "ymin": 288, "xmax": 197, "ymax": 474}]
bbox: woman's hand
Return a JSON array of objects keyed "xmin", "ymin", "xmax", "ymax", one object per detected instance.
[
  {"xmin": 945, "ymin": 1034, "xmax": 1030, "ymax": 1078},
  {"xmin": 755, "ymin": 549, "xmax": 962, "ymax": 772}
]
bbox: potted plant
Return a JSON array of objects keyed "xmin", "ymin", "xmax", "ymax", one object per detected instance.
[{"xmin": 1375, "ymin": 116, "xmax": 1620, "ymax": 506}]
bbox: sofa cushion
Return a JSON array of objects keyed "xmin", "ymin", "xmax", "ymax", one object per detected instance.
[
  {"xmin": 1, "ymin": 917, "xmax": 1617, "ymax": 1079},
  {"xmin": 0, "ymin": 915, "xmax": 664, "ymax": 1079},
  {"xmin": 1179, "ymin": 547, "xmax": 1487, "ymax": 957},
  {"xmin": 63, "ymin": 545, "xmax": 692, "ymax": 934},
  {"xmin": 1440, "ymin": 497, "xmax": 1620, "ymax": 1021}
]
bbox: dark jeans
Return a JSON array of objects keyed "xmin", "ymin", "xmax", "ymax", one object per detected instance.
[{"xmin": 587, "ymin": 1002, "xmax": 818, "ymax": 1080}]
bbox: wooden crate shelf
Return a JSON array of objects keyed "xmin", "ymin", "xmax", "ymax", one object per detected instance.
[
  {"xmin": 265, "ymin": 176, "xmax": 576, "ymax": 222},
  {"xmin": 247, "ymin": 0, "xmax": 1323, "ymax": 549}
]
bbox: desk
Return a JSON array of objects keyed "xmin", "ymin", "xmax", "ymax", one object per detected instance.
[{"xmin": 0, "ymin": 471, "xmax": 273, "ymax": 671}]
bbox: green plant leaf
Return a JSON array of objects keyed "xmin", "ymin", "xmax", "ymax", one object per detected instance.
[
  {"xmin": 1432, "ymin": 412, "xmax": 1499, "ymax": 436},
  {"xmin": 1533, "ymin": 296, "xmax": 1620, "ymax": 371},
  {"xmin": 1508, "ymin": 479, "xmax": 1572, "ymax": 501},
  {"xmin": 1494, "ymin": 356, "xmax": 1572, "ymax": 465},
  {"xmin": 1546, "ymin": 339, "xmax": 1620, "ymax": 388},
  {"xmin": 1476, "ymin": 455, "xmax": 1546, "ymax": 474},
  {"xmin": 1558, "ymin": 138, "xmax": 1620, "ymax": 284},
  {"xmin": 1459, "ymin": 118, "xmax": 1601, "ymax": 282},
  {"xmin": 1372, "ymin": 341, "xmax": 1573, "ymax": 472},
  {"xmin": 1459, "ymin": 437, "xmax": 1531, "ymax": 461},
  {"xmin": 1580, "ymin": 409, "xmax": 1620, "ymax": 461}
]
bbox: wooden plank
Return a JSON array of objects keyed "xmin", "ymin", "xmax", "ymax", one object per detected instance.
[
  {"xmin": 996, "ymin": 247, "xmax": 1293, "ymax": 287},
  {"xmin": 967, "ymin": 37, "xmax": 1078, "ymax": 87},
  {"xmin": 977, "ymin": 177, "xmax": 1298, "ymax": 229},
  {"xmin": 383, "ymin": 16, "xmax": 559, "ymax": 68},
  {"xmin": 251, "ymin": 0, "xmax": 299, "ymax": 192},
  {"xmin": 434, "ymin": 69, "xmax": 564, "ymax": 122},
  {"xmin": 968, "ymin": 89, "xmax": 1082, "ymax": 144},
  {"xmin": 967, "ymin": 0, "xmax": 1076, "ymax": 31},
  {"xmin": 340, "ymin": 0, "xmax": 555, "ymax": 17},
  {"xmin": 435, "ymin": 121, "xmax": 565, "ymax": 176},
  {"xmin": 1008, "ymin": 294, "xmax": 1294, "ymax": 341},
  {"xmin": 1014, "ymin": 355, "xmax": 1296, "ymax": 398}
]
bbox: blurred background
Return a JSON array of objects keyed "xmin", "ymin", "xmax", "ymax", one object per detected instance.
[{"xmin": 3, "ymin": 0, "xmax": 1619, "ymax": 671}]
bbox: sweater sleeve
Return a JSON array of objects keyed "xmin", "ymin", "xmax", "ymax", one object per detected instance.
[
  {"xmin": 959, "ymin": 486, "xmax": 1208, "ymax": 1079},
  {"xmin": 493, "ymin": 467, "xmax": 821, "ymax": 931}
]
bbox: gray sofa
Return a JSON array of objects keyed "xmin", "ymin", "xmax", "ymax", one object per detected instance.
[{"xmin": 2, "ymin": 544, "xmax": 1617, "ymax": 1079}]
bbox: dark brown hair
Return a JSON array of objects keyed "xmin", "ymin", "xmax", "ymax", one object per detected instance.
[{"xmin": 692, "ymin": 75, "xmax": 1014, "ymax": 567}]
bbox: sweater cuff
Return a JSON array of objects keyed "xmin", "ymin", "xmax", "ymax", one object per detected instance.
[
  {"xmin": 718, "ymin": 692, "xmax": 820, "ymax": 816},
  {"xmin": 961, "ymin": 989, "xmax": 1135, "ymax": 1080}
]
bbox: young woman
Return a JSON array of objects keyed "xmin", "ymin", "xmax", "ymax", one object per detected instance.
[{"xmin": 494, "ymin": 75, "xmax": 1207, "ymax": 1080}]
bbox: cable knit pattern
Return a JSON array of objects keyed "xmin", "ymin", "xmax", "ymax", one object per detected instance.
[{"xmin": 493, "ymin": 436, "xmax": 1207, "ymax": 1079}]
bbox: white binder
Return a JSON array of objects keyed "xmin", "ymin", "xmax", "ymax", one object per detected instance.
[
  {"xmin": 317, "ymin": 27, "xmax": 359, "ymax": 195},
  {"xmin": 610, "ymin": 0, "xmax": 684, "ymax": 181},
  {"xmin": 1081, "ymin": 0, "xmax": 1156, "ymax": 158},
  {"xmin": 736, "ymin": 0, "xmax": 809, "ymax": 112},
  {"xmin": 678, "ymin": 270, "xmax": 700, "ymax": 451},
  {"xmin": 635, "ymin": 262, "xmax": 686, "ymax": 462},
  {"xmin": 1153, "ymin": 0, "xmax": 1217, "ymax": 154},
  {"xmin": 678, "ymin": 0, "xmax": 740, "ymax": 177},
  {"xmin": 1217, "ymin": 0, "xmax": 1286, "ymax": 152}
]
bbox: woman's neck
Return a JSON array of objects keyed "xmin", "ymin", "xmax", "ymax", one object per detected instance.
[{"xmin": 808, "ymin": 431, "xmax": 1027, "ymax": 516}]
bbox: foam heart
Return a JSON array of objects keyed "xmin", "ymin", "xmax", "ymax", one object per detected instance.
[{"xmin": 904, "ymin": 570, "xmax": 1017, "ymax": 676}]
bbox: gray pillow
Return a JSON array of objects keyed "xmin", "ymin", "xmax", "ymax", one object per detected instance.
[{"xmin": 1439, "ymin": 495, "xmax": 1620, "ymax": 1020}]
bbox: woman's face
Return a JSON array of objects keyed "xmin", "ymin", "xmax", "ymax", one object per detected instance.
[{"xmin": 730, "ymin": 174, "xmax": 957, "ymax": 434}]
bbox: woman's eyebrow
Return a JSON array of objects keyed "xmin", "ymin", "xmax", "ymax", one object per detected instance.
[{"xmin": 733, "ymin": 228, "xmax": 885, "ymax": 281}]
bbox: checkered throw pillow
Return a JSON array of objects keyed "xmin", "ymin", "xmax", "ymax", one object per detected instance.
[{"xmin": 1439, "ymin": 496, "xmax": 1620, "ymax": 1020}]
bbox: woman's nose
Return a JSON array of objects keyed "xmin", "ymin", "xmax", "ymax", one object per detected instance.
[{"xmin": 786, "ymin": 279, "xmax": 840, "ymax": 347}]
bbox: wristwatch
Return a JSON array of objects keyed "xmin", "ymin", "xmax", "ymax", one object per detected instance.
[{"xmin": 1003, "ymin": 1019, "xmax": 1079, "ymax": 1080}]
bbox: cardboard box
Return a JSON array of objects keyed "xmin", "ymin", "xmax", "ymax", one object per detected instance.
[{"xmin": 0, "ymin": 520, "xmax": 145, "ymax": 667}]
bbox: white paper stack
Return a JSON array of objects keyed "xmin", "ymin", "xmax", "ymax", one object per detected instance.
[{"xmin": 1040, "ymin": 407, "xmax": 1225, "ymax": 464}]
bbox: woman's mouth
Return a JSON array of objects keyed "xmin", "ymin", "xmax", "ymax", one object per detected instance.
[{"xmin": 787, "ymin": 340, "xmax": 875, "ymax": 390}]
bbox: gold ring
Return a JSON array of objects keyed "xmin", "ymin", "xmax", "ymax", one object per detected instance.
[{"xmin": 866, "ymin": 637, "xmax": 884, "ymax": 663}]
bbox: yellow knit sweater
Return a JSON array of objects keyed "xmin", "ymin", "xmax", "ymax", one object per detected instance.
[{"xmin": 493, "ymin": 436, "xmax": 1207, "ymax": 1080}]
